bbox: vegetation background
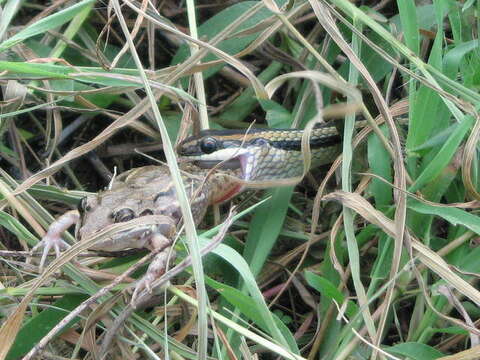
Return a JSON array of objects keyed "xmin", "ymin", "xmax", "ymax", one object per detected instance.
[{"xmin": 0, "ymin": 0, "xmax": 479, "ymax": 359}]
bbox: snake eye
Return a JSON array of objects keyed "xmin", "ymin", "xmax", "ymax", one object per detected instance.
[
  {"xmin": 112, "ymin": 208, "xmax": 135, "ymax": 223},
  {"xmin": 78, "ymin": 197, "xmax": 91, "ymax": 212},
  {"xmin": 200, "ymin": 137, "xmax": 218, "ymax": 154},
  {"xmin": 251, "ymin": 138, "xmax": 269, "ymax": 146}
]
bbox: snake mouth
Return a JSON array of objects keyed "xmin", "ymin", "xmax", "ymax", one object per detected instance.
[
  {"xmin": 189, "ymin": 148, "xmax": 252, "ymax": 181},
  {"xmin": 194, "ymin": 158, "xmax": 241, "ymax": 170},
  {"xmin": 195, "ymin": 158, "xmax": 243, "ymax": 176},
  {"xmin": 194, "ymin": 156, "xmax": 250, "ymax": 181}
]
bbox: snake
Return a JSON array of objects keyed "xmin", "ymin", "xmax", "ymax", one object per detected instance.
[{"xmin": 177, "ymin": 120, "xmax": 366, "ymax": 183}]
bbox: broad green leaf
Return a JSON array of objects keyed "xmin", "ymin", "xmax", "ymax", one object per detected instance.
[
  {"xmin": 0, "ymin": 211, "xmax": 37, "ymax": 245},
  {"xmin": 444, "ymin": 40, "xmax": 479, "ymax": 79},
  {"xmin": 408, "ymin": 199, "xmax": 480, "ymax": 235},
  {"xmin": 206, "ymin": 277, "xmax": 299, "ymax": 354},
  {"xmin": 396, "ymin": 0, "xmax": 419, "ymax": 55},
  {"xmin": 259, "ymin": 99, "xmax": 294, "ymax": 128},
  {"xmin": 0, "ymin": 0, "xmax": 21, "ymax": 41},
  {"xmin": 409, "ymin": 115, "xmax": 474, "ymax": 192},
  {"xmin": 368, "ymin": 125, "xmax": 392, "ymax": 208},
  {"xmin": 386, "ymin": 342, "xmax": 444, "ymax": 360},
  {"xmin": 409, "ymin": 122, "xmax": 458, "ymax": 153},
  {"xmin": 0, "ymin": 144, "xmax": 15, "ymax": 157},
  {"xmin": 27, "ymin": 185, "xmax": 85, "ymax": 205},
  {"xmin": 430, "ymin": 326, "xmax": 468, "ymax": 335},
  {"xmin": 6, "ymin": 294, "xmax": 89, "ymax": 360},
  {"xmin": 449, "ymin": 242, "xmax": 480, "ymax": 272},
  {"xmin": 390, "ymin": 5, "xmax": 437, "ymax": 38},
  {"xmin": 198, "ymin": 233, "xmax": 292, "ymax": 350},
  {"xmin": 447, "ymin": 1, "xmax": 462, "ymax": 43},
  {"xmin": 407, "ymin": 28, "xmax": 446, "ymax": 152},
  {"xmin": 218, "ymin": 61, "xmax": 283, "ymax": 126},
  {"xmin": 304, "ymin": 271, "xmax": 358, "ymax": 317},
  {"xmin": 243, "ymin": 187, "xmax": 293, "ymax": 278},
  {"xmin": 0, "ymin": 61, "xmax": 71, "ymax": 78}
]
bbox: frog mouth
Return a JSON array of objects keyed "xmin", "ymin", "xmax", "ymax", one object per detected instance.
[{"xmin": 82, "ymin": 226, "xmax": 154, "ymax": 251}]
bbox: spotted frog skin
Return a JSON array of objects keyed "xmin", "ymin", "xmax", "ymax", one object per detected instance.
[{"xmin": 33, "ymin": 164, "xmax": 242, "ymax": 301}]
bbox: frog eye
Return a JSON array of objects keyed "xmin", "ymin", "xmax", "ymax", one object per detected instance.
[
  {"xmin": 200, "ymin": 137, "xmax": 218, "ymax": 154},
  {"xmin": 250, "ymin": 138, "xmax": 269, "ymax": 146},
  {"xmin": 112, "ymin": 208, "xmax": 135, "ymax": 223},
  {"xmin": 78, "ymin": 197, "xmax": 91, "ymax": 212},
  {"xmin": 154, "ymin": 187, "xmax": 174, "ymax": 203},
  {"xmin": 140, "ymin": 209, "xmax": 154, "ymax": 216}
]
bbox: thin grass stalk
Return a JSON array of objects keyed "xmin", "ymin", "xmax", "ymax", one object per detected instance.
[
  {"xmin": 340, "ymin": 16, "xmax": 380, "ymax": 354},
  {"xmin": 185, "ymin": 0, "xmax": 209, "ymax": 355},
  {"xmin": 111, "ymin": 1, "xmax": 209, "ymax": 358},
  {"xmin": 186, "ymin": 0, "xmax": 209, "ymax": 131}
]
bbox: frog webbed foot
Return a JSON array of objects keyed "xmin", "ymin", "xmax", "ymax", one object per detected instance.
[
  {"xmin": 31, "ymin": 210, "xmax": 79, "ymax": 271},
  {"xmin": 131, "ymin": 233, "xmax": 175, "ymax": 306}
]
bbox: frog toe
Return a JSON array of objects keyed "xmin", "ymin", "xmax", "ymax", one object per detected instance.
[
  {"xmin": 32, "ymin": 236, "xmax": 71, "ymax": 271},
  {"xmin": 31, "ymin": 210, "xmax": 79, "ymax": 271},
  {"xmin": 131, "ymin": 249, "xmax": 175, "ymax": 306}
]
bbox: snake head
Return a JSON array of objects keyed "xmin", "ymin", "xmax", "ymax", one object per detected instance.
[{"xmin": 177, "ymin": 129, "xmax": 273, "ymax": 181}]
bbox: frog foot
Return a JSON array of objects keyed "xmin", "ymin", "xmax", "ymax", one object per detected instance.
[{"xmin": 31, "ymin": 210, "xmax": 79, "ymax": 271}]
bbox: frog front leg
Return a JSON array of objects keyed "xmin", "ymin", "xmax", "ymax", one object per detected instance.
[
  {"xmin": 33, "ymin": 210, "xmax": 177, "ymax": 305},
  {"xmin": 89, "ymin": 217, "xmax": 178, "ymax": 304},
  {"xmin": 31, "ymin": 210, "xmax": 79, "ymax": 270},
  {"xmin": 130, "ymin": 233, "xmax": 176, "ymax": 304}
]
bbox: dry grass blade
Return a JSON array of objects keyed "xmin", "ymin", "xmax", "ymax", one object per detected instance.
[
  {"xmin": 185, "ymin": 0, "xmax": 209, "ymax": 130},
  {"xmin": 110, "ymin": 0, "xmax": 148, "ymax": 68},
  {"xmin": 462, "ymin": 113, "xmax": 480, "ymax": 200},
  {"xmin": 0, "ymin": 80, "xmax": 26, "ymax": 138},
  {"xmin": 311, "ymin": 3, "xmax": 408, "ymax": 354},
  {"xmin": 333, "ymin": 301, "xmax": 402, "ymax": 360},
  {"xmin": 437, "ymin": 344, "xmax": 480, "ymax": 360},
  {"xmin": 2, "ymin": 1, "xmax": 479, "ymax": 358},
  {"xmin": 437, "ymin": 285, "xmax": 479, "ymax": 345},
  {"xmin": 323, "ymin": 191, "xmax": 480, "ymax": 308}
]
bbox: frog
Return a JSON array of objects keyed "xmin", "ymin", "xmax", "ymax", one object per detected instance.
[{"xmin": 32, "ymin": 163, "xmax": 243, "ymax": 301}]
